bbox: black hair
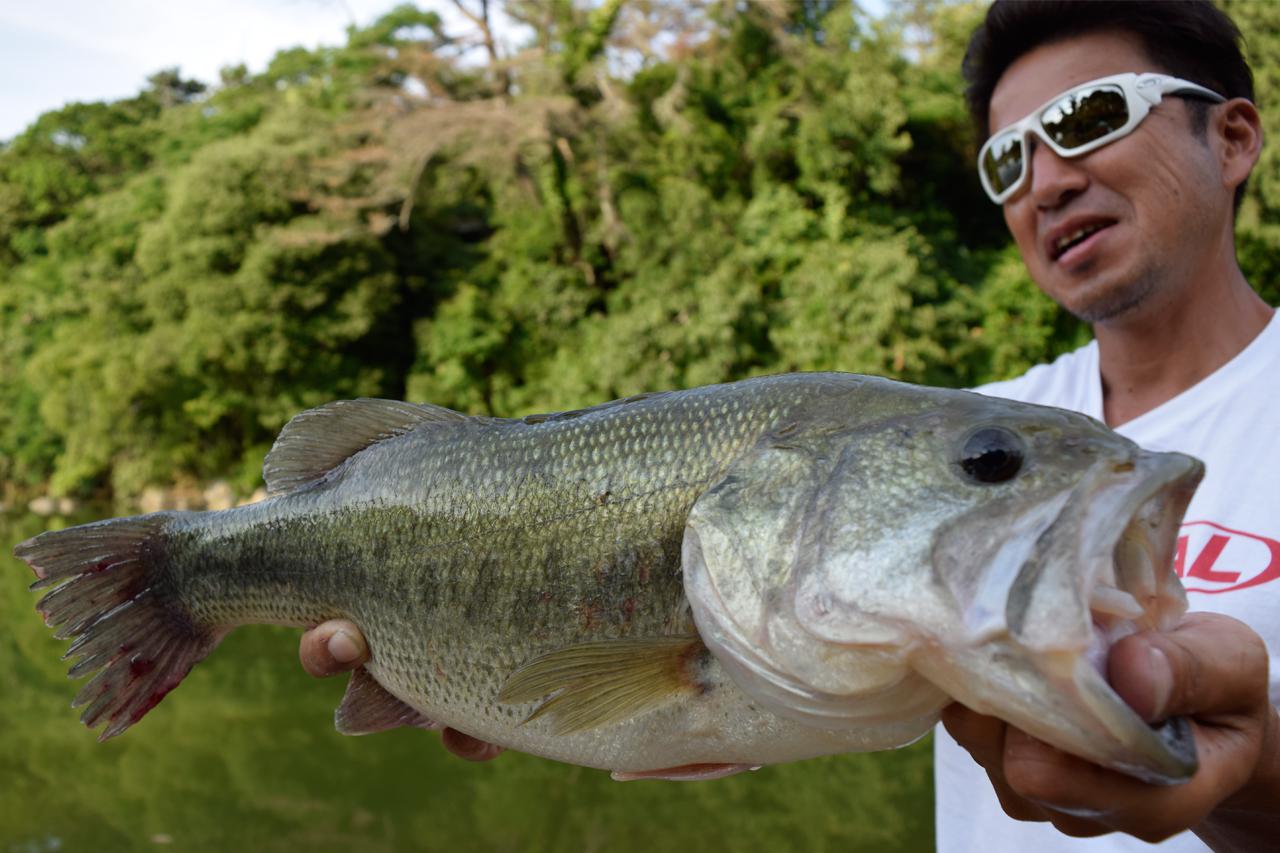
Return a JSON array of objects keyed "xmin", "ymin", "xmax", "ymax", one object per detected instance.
[{"xmin": 964, "ymin": 0, "xmax": 1255, "ymax": 209}]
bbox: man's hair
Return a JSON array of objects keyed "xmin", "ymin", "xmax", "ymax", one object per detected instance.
[{"xmin": 963, "ymin": 0, "xmax": 1255, "ymax": 209}]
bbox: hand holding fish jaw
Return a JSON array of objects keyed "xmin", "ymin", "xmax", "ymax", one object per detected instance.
[
  {"xmin": 942, "ymin": 613, "xmax": 1280, "ymax": 847},
  {"xmin": 299, "ymin": 620, "xmax": 505, "ymax": 762}
]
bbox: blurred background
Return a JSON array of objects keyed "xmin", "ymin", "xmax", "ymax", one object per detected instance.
[{"xmin": 2, "ymin": 1, "xmax": 1278, "ymax": 850}]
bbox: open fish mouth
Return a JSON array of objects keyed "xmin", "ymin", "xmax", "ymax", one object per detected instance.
[
  {"xmin": 926, "ymin": 448, "xmax": 1205, "ymax": 785},
  {"xmin": 1046, "ymin": 448, "xmax": 1203, "ymax": 783}
]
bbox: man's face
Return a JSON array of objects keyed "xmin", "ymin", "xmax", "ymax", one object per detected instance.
[{"xmin": 988, "ymin": 32, "xmax": 1226, "ymax": 324}]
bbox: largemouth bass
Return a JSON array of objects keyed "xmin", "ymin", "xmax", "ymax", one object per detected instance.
[{"xmin": 14, "ymin": 373, "xmax": 1202, "ymax": 784}]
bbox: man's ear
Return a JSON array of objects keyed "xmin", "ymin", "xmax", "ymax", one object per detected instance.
[{"xmin": 1214, "ymin": 98, "xmax": 1263, "ymax": 193}]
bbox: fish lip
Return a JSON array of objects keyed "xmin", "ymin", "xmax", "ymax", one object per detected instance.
[
  {"xmin": 1061, "ymin": 651, "xmax": 1200, "ymax": 785},
  {"xmin": 1078, "ymin": 449, "xmax": 1203, "ymax": 635},
  {"xmin": 1022, "ymin": 449, "xmax": 1204, "ymax": 782},
  {"xmin": 1010, "ymin": 449, "xmax": 1203, "ymax": 653}
]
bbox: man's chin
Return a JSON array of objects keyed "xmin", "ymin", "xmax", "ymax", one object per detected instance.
[{"xmin": 1053, "ymin": 273, "xmax": 1156, "ymax": 325}]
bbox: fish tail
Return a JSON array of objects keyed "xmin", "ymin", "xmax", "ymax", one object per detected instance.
[{"xmin": 14, "ymin": 513, "xmax": 222, "ymax": 740}]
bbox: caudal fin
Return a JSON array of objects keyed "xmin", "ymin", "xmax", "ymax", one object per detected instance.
[{"xmin": 14, "ymin": 513, "xmax": 220, "ymax": 740}]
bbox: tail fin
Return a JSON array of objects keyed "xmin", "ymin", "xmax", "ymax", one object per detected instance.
[{"xmin": 14, "ymin": 513, "xmax": 220, "ymax": 740}]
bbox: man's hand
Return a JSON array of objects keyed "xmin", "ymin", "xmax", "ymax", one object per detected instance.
[
  {"xmin": 299, "ymin": 619, "xmax": 505, "ymax": 762},
  {"xmin": 943, "ymin": 613, "xmax": 1280, "ymax": 850}
]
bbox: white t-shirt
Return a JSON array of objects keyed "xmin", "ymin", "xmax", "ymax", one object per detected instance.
[{"xmin": 935, "ymin": 311, "xmax": 1280, "ymax": 853}]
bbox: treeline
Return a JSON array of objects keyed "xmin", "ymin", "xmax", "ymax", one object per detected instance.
[{"xmin": 2, "ymin": 0, "xmax": 1277, "ymax": 500}]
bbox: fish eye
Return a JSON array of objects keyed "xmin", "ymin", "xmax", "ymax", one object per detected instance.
[{"xmin": 959, "ymin": 427, "xmax": 1025, "ymax": 484}]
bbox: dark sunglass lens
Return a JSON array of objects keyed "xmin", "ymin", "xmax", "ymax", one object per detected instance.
[
  {"xmin": 982, "ymin": 134, "xmax": 1024, "ymax": 194},
  {"xmin": 1042, "ymin": 85, "xmax": 1128, "ymax": 149}
]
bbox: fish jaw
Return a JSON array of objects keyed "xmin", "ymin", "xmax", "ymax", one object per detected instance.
[
  {"xmin": 913, "ymin": 639, "xmax": 1199, "ymax": 786},
  {"xmin": 921, "ymin": 448, "xmax": 1204, "ymax": 784}
]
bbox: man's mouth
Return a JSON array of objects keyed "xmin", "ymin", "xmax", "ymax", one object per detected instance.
[{"xmin": 1049, "ymin": 219, "xmax": 1118, "ymax": 262}]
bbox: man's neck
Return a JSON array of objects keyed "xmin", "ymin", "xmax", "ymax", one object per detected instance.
[{"xmin": 1095, "ymin": 270, "xmax": 1273, "ymax": 428}]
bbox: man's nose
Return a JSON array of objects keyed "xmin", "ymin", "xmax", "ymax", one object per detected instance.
[{"xmin": 1027, "ymin": 138, "xmax": 1088, "ymax": 208}]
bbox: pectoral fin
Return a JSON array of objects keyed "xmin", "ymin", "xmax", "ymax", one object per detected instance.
[
  {"xmin": 498, "ymin": 635, "xmax": 707, "ymax": 735},
  {"xmin": 336, "ymin": 667, "xmax": 442, "ymax": 735}
]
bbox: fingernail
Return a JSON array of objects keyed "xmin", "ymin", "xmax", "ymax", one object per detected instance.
[
  {"xmin": 1148, "ymin": 645, "xmax": 1173, "ymax": 720},
  {"xmin": 328, "ymin": 629, "xmax": 361, "ymax": 663}
]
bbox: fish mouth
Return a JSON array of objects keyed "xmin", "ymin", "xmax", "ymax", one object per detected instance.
[
  {"xmin": 1053, "ymin": 449, "xmax": 1203, "ymax": 783},
  {"xmin": 926, "ymin": 448, "xmax": 1205, "ymax": 784}
]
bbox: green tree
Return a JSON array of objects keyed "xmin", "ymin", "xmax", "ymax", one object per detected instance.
[{"xmin": 4, "ymin": 1, "xmax": 1275, "ymax": 501}]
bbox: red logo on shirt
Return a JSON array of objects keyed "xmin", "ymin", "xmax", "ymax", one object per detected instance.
[{"xmin": 1174, "ymin": 521, "xmax": 1280, "ymax": 594}]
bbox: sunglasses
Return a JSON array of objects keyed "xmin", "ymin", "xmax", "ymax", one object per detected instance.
[{"xmin": 977, "ymin": 72, "xmax": 1226, "ymax": 204}]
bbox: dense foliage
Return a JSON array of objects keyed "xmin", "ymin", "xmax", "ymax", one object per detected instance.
[{"xmin": 2, "ymin": 0, "xmax": 1277, "ymax": 500}]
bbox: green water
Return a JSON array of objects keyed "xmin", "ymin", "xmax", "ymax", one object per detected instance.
[{"xmin": 2, "ymin": 508, "xmax": 934, "ymax": 853}]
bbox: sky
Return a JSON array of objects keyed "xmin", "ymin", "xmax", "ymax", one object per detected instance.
[
  {"xmin": 0, "ymin": 1, "xmax": 891, "ymax": 143},
  {"xmin": 0, "ymin": 0, "xmax": 510, "ymax": 141}
]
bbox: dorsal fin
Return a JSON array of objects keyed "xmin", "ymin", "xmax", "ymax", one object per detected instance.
[{"xmin": 263, "ymin": 398, "xmax": 466, "ymax": 496}]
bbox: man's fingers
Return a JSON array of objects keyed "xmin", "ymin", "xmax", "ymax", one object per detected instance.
[
  {"xmin": 941, "ymin": 703, "xmax": 1008, "ymax": 770},
  {"xmin": 441, "ymin": 728, "xmax": 505, "ymax": 762},
  {"xmin": 299, "ymin": 619, "xmax": 370, "ymax": 677},
  {"xmin": 999, "ymin": 734, "xmax": 1225, "ymax": 842},
  {"xmin": 297, "ymin": 626, "xmax": 505, "ymax": 766},
  {"xmin": 1108, "ymin": 613, "xmax": 1269, "ymax": 721},
  {"xmin": 944, "ymin": 702, "xmax": 1211, "ymax": 838},
  {"xmin": 942, "ymin": 704, "xmax": 1050, "ymax": 823},
  {"xmin": 1001, "ymin": 727, "xmax": 1122, "ymax": 827},
  {"xmin": 943, "ymin": 615, "xmax": 1274, "ymax": 843}
]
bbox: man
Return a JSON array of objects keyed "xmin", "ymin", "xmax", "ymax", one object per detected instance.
[{"xmin": 298, "ymin": 0, "xmax": 1280, "ymax": 848}]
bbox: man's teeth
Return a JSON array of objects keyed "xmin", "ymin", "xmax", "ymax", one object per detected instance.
[
  {"xmin": 1055, "ymin": 224, "xmax": 1105, "ymax": 255},
  {"xmin": 1089, "ymin": 585, "xmax": 1145, "ymax": 619}
]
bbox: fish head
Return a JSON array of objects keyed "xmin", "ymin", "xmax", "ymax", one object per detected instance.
[{"xmin": 683, "ymin": 384, "xmax": 1203, "ymax": 783}]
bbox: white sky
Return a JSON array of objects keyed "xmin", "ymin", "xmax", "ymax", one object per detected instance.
[
  {"xmin": 0, "ymin": 1, "xmax": 891, "ymax": 143},
  {"xmin": 0, "ymin": 0, "xmax": 499, "ymax": 141}
]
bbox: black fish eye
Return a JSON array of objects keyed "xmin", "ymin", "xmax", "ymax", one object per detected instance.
[{"xmin": 959, "ymin": 427, "xmax": 1025, "ymax": 484}]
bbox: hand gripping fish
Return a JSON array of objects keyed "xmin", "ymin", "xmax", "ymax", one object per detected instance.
[{"xmin": 14, "ymin": 373, "xmax": 1203, "ymax": 784}]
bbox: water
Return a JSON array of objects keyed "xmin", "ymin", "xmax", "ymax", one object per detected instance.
[{"xmin": 1, "ymin": 508, "xmax": 934, "ymax": 853}]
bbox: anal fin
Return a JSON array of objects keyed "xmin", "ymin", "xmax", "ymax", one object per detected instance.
[
  {"xmin": 498, "ymin": 634, "xmax": 707, "ymax": 735},
  {"xmin": 335, "ymin": 668, "xmax": 442, "ymax": 735}
]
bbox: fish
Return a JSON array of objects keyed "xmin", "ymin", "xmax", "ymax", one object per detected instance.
[{"xmin": 13, "ymin": 372, "xmax": 1203, "ymax": 784}]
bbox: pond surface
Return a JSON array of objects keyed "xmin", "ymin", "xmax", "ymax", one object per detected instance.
[{"xmin": 2, "ymin": 508, "xmax": 934, "ymax": 853}]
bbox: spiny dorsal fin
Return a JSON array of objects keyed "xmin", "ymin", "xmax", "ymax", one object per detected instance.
[
  {"xmin": 264, "ymin": 398, "xmax": 465, "ymax": 496},
  {"xmin": 335, "ymin": 667, "xmax": 442, "ymax": 735},
  {"xmin": 498, "ymin": 634, "xmax": 707, "ymax": 735}
]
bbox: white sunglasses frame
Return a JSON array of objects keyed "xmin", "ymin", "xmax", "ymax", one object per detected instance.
[{"xmin": 977, "ymin": 71, "xmax": 1226, "ymax": 204}]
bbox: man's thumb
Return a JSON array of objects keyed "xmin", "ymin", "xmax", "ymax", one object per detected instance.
[{"xmin": 1108, "ymin": 613, "xmax": 1268, "ymax": 723}]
